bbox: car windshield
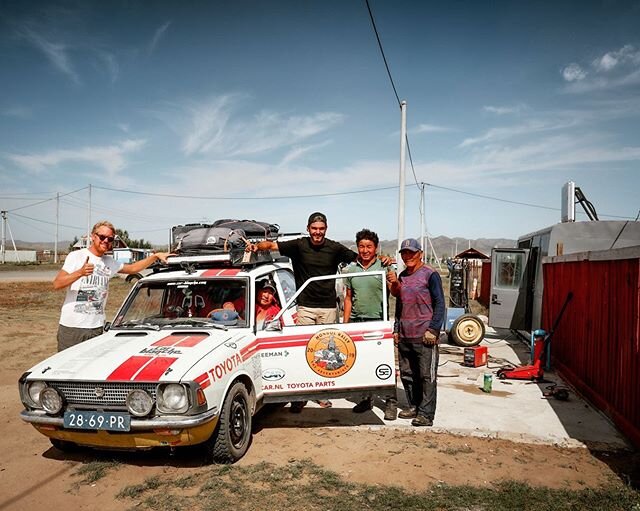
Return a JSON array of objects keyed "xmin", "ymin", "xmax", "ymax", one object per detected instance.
[{"xmin": 112, "ymin": 278, "xmax": 248, "ymax": 329}]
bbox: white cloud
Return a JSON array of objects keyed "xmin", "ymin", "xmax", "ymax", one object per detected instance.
[
  {"xmin": 483, "ymin": 104, "xmax": 527, "ymax": 115},
  {"xmin": 592, "ymin": 45, "xmax": 640, "ymax": 72},
  {"xmin": 562, "ymin": 63, "xmax": 587, "ymax": 82},
  {"xmin": 6, "ymin": 139, "xmax": 146, "ymax": 178},
  {"xmin": 164, "ymin": 94, "xmax": 345, "ymax": 159},
  {"xmin": 148, "ymin": 21, "xmax": 171, "ymax": 55},
  {"xmin": 563, "ymin": 45, "xmax": 640, "ymax": 93},
  {"xmin": 279, "ymin": 140, "xmax": 332, "ymax": 166},
  {"xmin": 18, "ymin": 25, "xmax": 80, "ymax": 84},
  {"xmin": 412, "ymin": 123, "xmax": 454, "ymax": 134}
]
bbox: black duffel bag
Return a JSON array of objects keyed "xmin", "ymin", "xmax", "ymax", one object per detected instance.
[
  {"xmin": 174, "ymin": 226, "xmax": 248, "ymax": 254},
  {"xmin": 212, "ymin": 219, "xmax": 279, "ymax": 239}
]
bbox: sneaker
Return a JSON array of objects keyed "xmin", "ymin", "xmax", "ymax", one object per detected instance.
[
  {"xmin": 383, "ymin": 401, "xmax": 397, "ymax": 421},
  {"xmin": 289, "ymin": 401, "xmax": 307, "ymax": 413},
  {"xmin": 315, "ymin": 400, "xmax": 332, "ymax": 409},
  {"xmin": 398, "ymin": 407, "xmax": 417, "ymax": 419},
  {"xmin": 411, "ymin": 415, "xmax": 433, "ymax": 427},
  {"xmin": 352, "ymin": 398, "xmax": 373, "ymax": 414}
]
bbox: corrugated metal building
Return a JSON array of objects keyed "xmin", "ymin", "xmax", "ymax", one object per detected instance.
[{"xmin": 542, "ymin": 246, "xmax": 640, "ymax": 448}]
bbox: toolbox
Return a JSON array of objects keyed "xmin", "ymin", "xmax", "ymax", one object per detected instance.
[{"xmin": 463, "ymin": 346, "xmax": 488, "ymax": 367}]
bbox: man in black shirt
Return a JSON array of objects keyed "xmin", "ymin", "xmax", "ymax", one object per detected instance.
[{"xmin": 248, "ymin": 212, "xmax": 357, "ymax": 324}]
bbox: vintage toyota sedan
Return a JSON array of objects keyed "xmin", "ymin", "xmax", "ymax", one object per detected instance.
[{"xmin": 19, "ymin": 251, "xmax": 395, "ymax": 463}]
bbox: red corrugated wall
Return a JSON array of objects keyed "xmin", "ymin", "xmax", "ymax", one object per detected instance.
[{"xmin": 542, "ymin": 257, "xmax": 640, "ymax": 448}]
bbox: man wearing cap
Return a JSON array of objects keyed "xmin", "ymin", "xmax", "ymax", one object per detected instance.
[
  {"xmin": 255, "ymin": 280, "xmax": 281, "ymax": 330},
  {"xmin": 248, "ymin": 212, "xmax": 358, "ymax": 325},
  {"xmin": 247, "ymin": 212, "xmax": 361, "ymax": 412},
  {"xmin": 386, "ymin": 238, "xmax": 445, "ymax": 427}
]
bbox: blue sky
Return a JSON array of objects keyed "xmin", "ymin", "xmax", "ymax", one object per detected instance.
[{"xmin": 1, "ymin": 0, "xmax": 639, "ymax": 247}]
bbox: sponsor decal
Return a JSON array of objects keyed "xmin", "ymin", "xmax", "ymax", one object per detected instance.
[
  {"xmin": 376, "ymin": 364, "xmax": 393, "ymax": 380},
  {"xmin": 260, "ymin": 350, "xmax": 290, "ymax": 358},
  {"xmin": 140, "ymin": 346, "xmax": 183, "ymax": 356},
  {"xmin": 285, "ymin": 381, "xmax": 336, "ymax": 389},
  {"xmin": 305, "ymin": 329, "xmax": 356, "ymax": 378},
  {"xmin": 262, "ymin": 368, "xmax": 285, "ymax": 381},
  {"xmin": 207, "ymin": 353, "xmax": 244, "ymax": 383}
]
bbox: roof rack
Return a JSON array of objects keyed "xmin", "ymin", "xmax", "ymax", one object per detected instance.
[{"xmin": 167, "ymin": 248, "xmax": 278, "ymax": 269}]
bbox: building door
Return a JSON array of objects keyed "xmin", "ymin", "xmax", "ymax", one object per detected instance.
[{"xmin": 489, "ymin": 248, "xmax": 530, "ymax": 330}]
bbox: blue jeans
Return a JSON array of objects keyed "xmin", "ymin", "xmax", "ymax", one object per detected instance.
[{"xmin": 397, "ymin": 341, "xmax": 439, "ymax": 419}]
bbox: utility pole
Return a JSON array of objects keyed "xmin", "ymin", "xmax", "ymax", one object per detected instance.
[
  {"xmin": 1, "ymin": 211, "xmax": 6, "ymax": 264},
  {"xmin": 87, "ymin": 184, "xmax": 92, "ymax": 248},
  {"xmin": 419, "ymin": 183, "xmax": 425, "ymax": 263},
  {"xmin": 396, "ymin": 100, "xmax": 407, "ymax": 272},
  {"xmin": 54, "ymin": 192, "xmax": 59, "ymax": 263}
]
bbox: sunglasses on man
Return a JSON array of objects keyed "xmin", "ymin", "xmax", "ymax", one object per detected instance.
[{"xmin": 95, "ymin": 234, "xmax": 115, "ymax": 243}]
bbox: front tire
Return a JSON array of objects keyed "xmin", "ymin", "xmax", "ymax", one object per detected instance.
[
  {"xmin": 450, "ymin": 314, "xmax": 485, "ymax": 347},
  {"xmin": 209, "ymin": 381, "xmax": 252, "ymax": 463}
]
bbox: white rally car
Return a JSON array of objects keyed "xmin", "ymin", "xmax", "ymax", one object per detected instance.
[{"xmin": 19, "ymin": 250, "xmax": 395, "ymax": 463}]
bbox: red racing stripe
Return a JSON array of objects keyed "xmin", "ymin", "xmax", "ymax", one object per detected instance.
[
  {"xmin": 201, "ymin": 269, "xmax": 241, "ymax": 277},
  {"xmin": 175, "ymin": 334, "xmax": 208, "ymax": 347},
  {"xmin": 107, "ymin": 356, "xmax": 151, "ymax": 381},
  {"xmin": 133, "ymin": 357, "xmax": 178, "ymax": 381}
]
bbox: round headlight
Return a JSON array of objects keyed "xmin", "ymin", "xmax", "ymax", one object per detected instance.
[
  {"xmin": 126, "ymin": 389, "xmax": 154, "ymax": 417},
  {"xmin": 40, "ymin": 387, "xmax": 63, "ymax": 414},
  {"xmin": 158, "ymin": 384, "xmax": 188, "ymax": 413},
  {"xmin": 27, "ymin": 381, "xmax": 47, "ymax": 408}
]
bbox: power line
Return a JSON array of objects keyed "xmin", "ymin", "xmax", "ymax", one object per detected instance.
[
  {"xmin": 92, "ymin": 184, "xmax": 398, "ymax": 199},
  {"xmin": 6, "ymin": 186, "xmax": 89, "ymax": 213},
  {"xmin": 10, "ymin": 211, "xmax": 85, "ymax": 230},
  {"xmin": 365, "ymin": 0, "xmax": 400, "ymax": 106}
]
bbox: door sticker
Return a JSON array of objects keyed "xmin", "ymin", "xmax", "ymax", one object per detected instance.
[{"xmin": 305, "ymin": 329, "xmax": 356, "ymax": 378}]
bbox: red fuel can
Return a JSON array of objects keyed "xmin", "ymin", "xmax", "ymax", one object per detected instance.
[{"xmin": 463, "ymin": 346, "xmax": 488, "ymax": 367}]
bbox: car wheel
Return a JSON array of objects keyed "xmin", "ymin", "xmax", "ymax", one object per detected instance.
[
  {"xmin": 50, "ymin": 438, "xmax": 79, "ymax": 452},
  {"xmin": 209, "ymin": 381, "xmax": 252, "ymax": 464},
  {"xmin": 450, "ymin": 314, "xmax": 485, "ymax": 347}
]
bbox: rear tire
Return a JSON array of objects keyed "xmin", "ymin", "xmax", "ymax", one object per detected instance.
[
  {"xmin": 450, "ymin": 314, "xmax": 485, "ymax": 347},
  {"xmin": 209, "ymin": 381, "xmax": 252, "ymax": 464}
]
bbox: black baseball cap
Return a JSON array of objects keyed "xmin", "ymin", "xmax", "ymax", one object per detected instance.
[{"xmin": 307, "ymin": 212, "xmax": 327, "ymax": 226}]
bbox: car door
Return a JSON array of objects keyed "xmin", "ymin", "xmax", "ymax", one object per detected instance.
[{"xmin": 256, "ymin": 271, "xmax": 396, "ymax": 403}]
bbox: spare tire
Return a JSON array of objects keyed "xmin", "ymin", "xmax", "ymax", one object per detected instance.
[{"xmin": 450, "ymin": 314, "xmax": 485, "ymax": 347}]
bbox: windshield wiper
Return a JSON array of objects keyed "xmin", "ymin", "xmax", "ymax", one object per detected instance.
[
  {"xmin": 116, "ymin": 320, "xmax": 160, "ymax": 331},
  {"xmin": 161, "ymin": 318, "xmax": 227, "ymax": 329}
]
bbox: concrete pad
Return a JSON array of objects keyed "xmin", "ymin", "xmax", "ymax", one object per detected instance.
[{"xmin": 256, "ymin": 327, "xmax": 630, "ymax": 450}]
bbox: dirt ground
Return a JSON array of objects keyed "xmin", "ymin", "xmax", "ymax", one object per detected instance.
[{"xmin": 0, "ymin": 280, "xmax": 637, "ymax": 511}]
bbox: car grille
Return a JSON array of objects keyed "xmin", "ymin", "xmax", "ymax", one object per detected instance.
[{"xmin": 52, "ymin": 382, "xmax": 158, "ymax": 410}]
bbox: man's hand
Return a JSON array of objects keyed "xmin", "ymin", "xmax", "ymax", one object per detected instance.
[
  {"xmin": 245, "ymin": 242, "xmax": 256, "ymax": 253},
  {"xmin": 80, "ymin": 256, "xmax": 94, "ymax": 276},
  {"xmin": 423, "ymin": 330, "xmax": 439, "ymax": 346},
  {"xmin": 154, "ymin": 252, "xmax": 175, "ymax": 264},
  {"xmin": 386, "ymin": 270, "xmax": 398, "ymax": 285},
  {"xmin": 393, "ymin": 332, "xmax": 399, "ymax": 346},
  {"xmin": 378, "ymin": 255, "xmax": 393, "ymax": 266}
]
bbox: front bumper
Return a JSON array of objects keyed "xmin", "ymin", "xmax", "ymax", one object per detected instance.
[{"xmin": 20, "ymin": 407, "xmax": 219, "ymax": 449}]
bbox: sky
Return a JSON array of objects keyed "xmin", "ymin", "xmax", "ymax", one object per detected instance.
[{"xmin": 1, "ymin": 0, "xmax": 639, "ymax": 248}]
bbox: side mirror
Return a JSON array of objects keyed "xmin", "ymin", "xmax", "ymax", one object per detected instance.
[
  {"xmin": 103, "ymin": 322, "xmax": 111, "ymax": 332},
  {"xmin": 264, "ymin": 319, "xmax": 282, "ymax": 332}
]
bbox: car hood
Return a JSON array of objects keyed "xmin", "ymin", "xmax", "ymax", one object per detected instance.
[{"xmin": 25, "ymin": 328, "xmax": 243, "ymax": 383}]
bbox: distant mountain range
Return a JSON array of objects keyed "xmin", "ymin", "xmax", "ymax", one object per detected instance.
[{"xmin": 13, "ymin": 235, "xmax": 516, "ymax": 259}]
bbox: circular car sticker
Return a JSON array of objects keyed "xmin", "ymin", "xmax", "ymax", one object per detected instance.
[{"xmin": 305, "ymin": 329, "xmax": 356, "ymax": 378}]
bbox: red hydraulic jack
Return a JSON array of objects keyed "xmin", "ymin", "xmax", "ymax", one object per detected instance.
[
  {"xmin": 497, "ymin": 329, "xmax": 548, "ymax": 381},
  {"xmin": 496, "ymin": 292, "xmax": 573, "ymax": 382}
]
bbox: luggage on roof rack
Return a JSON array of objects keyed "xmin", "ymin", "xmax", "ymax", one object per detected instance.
[
  {"xmin": 212, "ymin": 219, "xmax": 279, "ymax": 240},
  {"xmin": 173, "ymin": 226, "xmax": 248, "ymax": 254}
]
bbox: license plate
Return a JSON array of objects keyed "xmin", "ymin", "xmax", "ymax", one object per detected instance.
[{"xmin": 63, "ymin": 411, "xmax": 131, "ymax": 432}]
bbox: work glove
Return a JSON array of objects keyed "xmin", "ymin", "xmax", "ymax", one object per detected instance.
[{"xmin": 422, "ymin": 329, "xmax": 439, "ymax": 346}]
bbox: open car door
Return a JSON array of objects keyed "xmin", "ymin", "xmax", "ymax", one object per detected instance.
[{"xmin": 256, "ymin": 271, "xmax": 396, "ymax": 404}]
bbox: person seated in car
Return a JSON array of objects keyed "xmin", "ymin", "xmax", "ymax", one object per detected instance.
[{"xmin": 255, "ymin": 280, "xmax": 281, "ymax": 329}]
